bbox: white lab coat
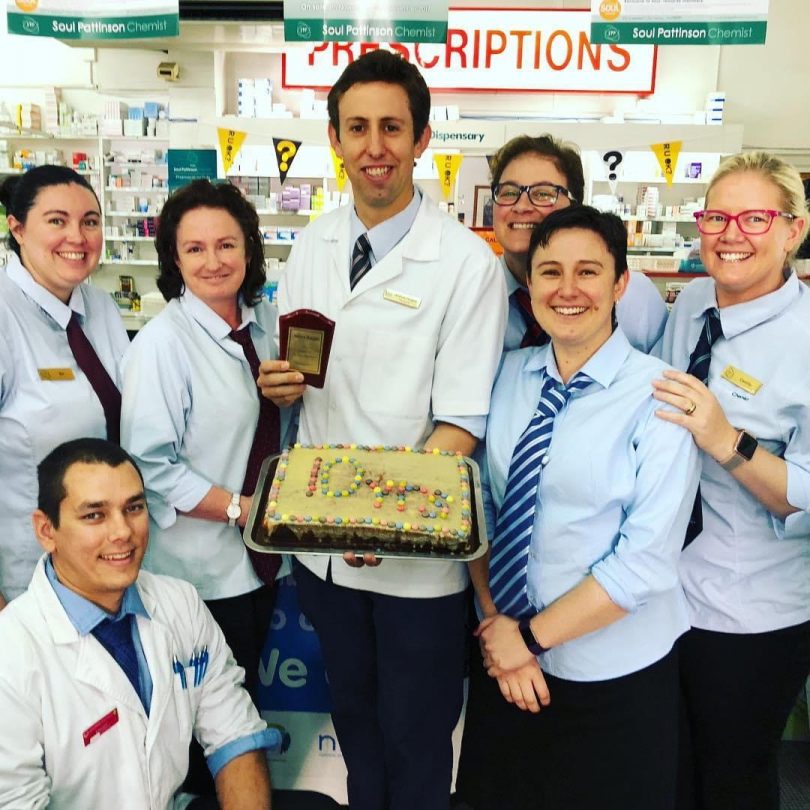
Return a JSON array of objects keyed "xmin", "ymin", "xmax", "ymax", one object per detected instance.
[
  {"xmin": 0, "ymin": 559, "xmax": 271, "ymax": 809},
  {"xmin": 278, "ymin": 192, "xmax": 507, "ymax": 597}
]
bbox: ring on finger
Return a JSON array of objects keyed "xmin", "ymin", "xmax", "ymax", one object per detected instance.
[{"xmin": 684, "ymin": 400, "xmax": 697, "ymax": 416}]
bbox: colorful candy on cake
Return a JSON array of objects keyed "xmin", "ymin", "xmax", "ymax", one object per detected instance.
[{"xmin": 262, "ymin": 443, "xmax": 475, "ymax": 554}]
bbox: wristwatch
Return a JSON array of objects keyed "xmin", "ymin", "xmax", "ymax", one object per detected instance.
[
  {"xmin": 226, "ymin": 492, "xmax": 242, "ymax": 526},
  {"xmin": 718, "ymin": 429, "xmax": 758, "ymax": 472},
  {"xmin": 518, "ymin": 617, "xmax": 549, "ymax": 656}
]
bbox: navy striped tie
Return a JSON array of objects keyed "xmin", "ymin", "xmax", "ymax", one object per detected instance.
[
  {"xmin": 683, "ymin": 307, "xmax": 724, "ymax": 547},
  {"xmin": 350, "ymin": 233, "xmax": 373, "ymax": 290},
  {"xmin": 92, "ymin": 614, "xmax": 144, "ymax": 708},
  {"xmin": 490, "ymin": 372, "xmax": 591, "ymax": 618}
]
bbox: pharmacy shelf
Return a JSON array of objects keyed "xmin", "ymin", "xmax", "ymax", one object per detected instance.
[
  {"xmin": 620, "ymin": 215, "xmax": 697, "ymax": 223},
  {"xmin": 105, "ymin": 236, "xmax": 154, "ymax": 242},
  {"xmin": 105, "ymin": 186, "xmax": 168, "ymax": 193},
  {"xmin": 102, "ymin": 259, "xmax": 158, "ymax": 266},
  {"xmin": 107, "ymin": 211, "xmax": 160, "ymax": 217},
  {"xmin": 106, "ymin": 161, "xmax": 167, "ymax": 167}
]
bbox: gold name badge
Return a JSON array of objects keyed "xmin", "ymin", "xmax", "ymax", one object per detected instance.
[
  {"xmin": 720, "ymin": 365, "xmax": 762, "ymax": 395},
  {"xmin": 38, "ymin": 368, "xmax": 76, "ymax": 381},
  {"xmin": 383, "ymin": 289, "xmax": 421, "ymax": 309}
]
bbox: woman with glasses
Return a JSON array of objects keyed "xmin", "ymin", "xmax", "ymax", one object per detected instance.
[
  {"xmin": 485, "ymin": 134, "xmax": 668, "ymax": 355},
  {"xmin": 654, "ymin": 151, "xmax": 810, "ymax": 810}
]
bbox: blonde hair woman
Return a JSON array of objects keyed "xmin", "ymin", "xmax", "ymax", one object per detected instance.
[{"xmin": 654, "ymin": 151, "xmax": 810, "ymax": 810}]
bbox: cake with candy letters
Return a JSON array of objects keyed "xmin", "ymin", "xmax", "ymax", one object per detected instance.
[{"xmin": 262, "ymin": 443, "xmax": 475, "ymax": 553}]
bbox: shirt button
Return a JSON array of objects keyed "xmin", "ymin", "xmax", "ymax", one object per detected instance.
[{"xmin": 541, "ymin": 455, "xmax": 550, "ymax": 467}]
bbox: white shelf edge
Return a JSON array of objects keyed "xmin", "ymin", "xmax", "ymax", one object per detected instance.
[
  {"xmin": 102, "ymin": 259, "xmax": 159, "ymax": 266},
  {"xmin": 105, "ymin": 187, "xmax": 169, "ymax": 193}
]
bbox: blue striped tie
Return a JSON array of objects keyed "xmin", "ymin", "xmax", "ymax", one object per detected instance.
[
  {"xmin": 350, "ymin": 233, "xmax": 373, "ymax": 290},
  {"xmin": 683, "ymin": 307, "xmax": 724, "ymax": 547},
  {"xmin": 490, "ymin": 372, "xmax": 591, "ymax": 618},
  {"xmin": 687, "ymin": 308, "xmax": 723, "ymax": 384}
]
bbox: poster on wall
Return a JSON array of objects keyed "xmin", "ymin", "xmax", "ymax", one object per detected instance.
[
  {"xmin": 283, "ymin": 8, "xmax": 656, "ymax": 94},
  {"xmin": 6, "ymin": 0, "xmax": 179, "ymax": 40},
  {"xmin": 168, "ymin": 149, "xmax": 217, "ymax": 192},
  {"xmin": 259, "ymin": 575, "xmax": 349, "ymax": 804},
  {"xmin": 284, "ymin": 0, "xmax": 448, "ymax": 44},
  {"xmin": 590, "ymin": 0, "xmax": 768, "ymax": 46}
]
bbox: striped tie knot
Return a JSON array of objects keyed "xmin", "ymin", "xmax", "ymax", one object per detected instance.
[
  {"xmin": 350, "ymin": 233, "xmax": 373, "ymax": 290},
  {"xmin": 489, "ymin": 370, "xmax": 591, "ymax": 618}
]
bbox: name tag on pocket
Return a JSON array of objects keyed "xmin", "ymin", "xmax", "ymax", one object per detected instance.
[
  {"xmin": 82, "ymin": 708, "xmax": 119, "ymax": 747},
  {"xmin": 720, "ymin": 365, "xmax": 762, "ymax": 395},
  {"xmin": 383, "ymin": 289, "xmax": 421, "ymax": 309},
  {"xmin": 38, "ymin": 367, "xmax": 75, "ymax": 381}
]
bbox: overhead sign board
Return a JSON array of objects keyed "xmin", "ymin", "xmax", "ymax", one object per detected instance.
[
  {"xmin": 284, "ymin": 0, "xmax": 449, "ymax": 44},
  {"xmin": 6, "ymin": 0, "xmax": 179, "ymax": 40},
  {"xmin": 283, "ymin": 7, "xmax": 657, "ymax": 94},
  {"xmin": 590, "ymin": 0, "xmax": 768, "ymax": 46}
]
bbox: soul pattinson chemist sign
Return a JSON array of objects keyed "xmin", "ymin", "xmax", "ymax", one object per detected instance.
[{"xmin": 7, "ymin": 0, "xmax": 179, "ymax": 40}]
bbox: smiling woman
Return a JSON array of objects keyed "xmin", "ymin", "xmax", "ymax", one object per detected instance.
[
  {"xmin": 463, "ymin": 205, "xmax": 699, "ymax": 810},
  {"xmin": 121, "ymin": 179, "xmax": 297, "ymax": 798},
  {"xmin": 0, "ymin": 166, "xmax": 129, "ymax": 608},
  {"xmin": 655, "ymin": 151, "xmax": 810, "ymax": 810}
]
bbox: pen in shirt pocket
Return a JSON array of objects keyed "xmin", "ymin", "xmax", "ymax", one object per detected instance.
[{"xmin": 172, "ymin": 655, "xmax": 187, "ymax": 689}]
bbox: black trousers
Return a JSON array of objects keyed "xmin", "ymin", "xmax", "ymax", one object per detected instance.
[
  {"xmin": 294, "ymin": 559, "xmax": 466, "ymax": 810},
  {"xmin": 183, "ymin": 583, "xmax": 277, "ymax": 798},
  {"xmin": 456, "ymin": 642, "xmax": 680, "ymax": 810},
  {"xmin": 677, "ymin": 620, "xmax": 810, "ymax": 810}
]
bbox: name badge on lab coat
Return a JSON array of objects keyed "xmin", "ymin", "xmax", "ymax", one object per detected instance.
[
  {"xmin": 720, "ymin": 365, "xmax": 762, "ymax": 395},
  {"xmin": 38, "ymin": 367, "xmax": 76, "ymax": 381},
  {"xmin": 82, "ymin": 707, "xmax": 119, "ymax": 746},
  {"xmin": 383, "ymin": 289, "xmax": 421, "ymax": 309}
]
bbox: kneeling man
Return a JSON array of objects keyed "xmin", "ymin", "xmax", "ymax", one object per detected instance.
[{"xmin": 0, "ymin": 438, "xmax": 280, "ymax": 810}]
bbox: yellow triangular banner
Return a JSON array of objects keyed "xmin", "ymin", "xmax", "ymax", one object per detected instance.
[
  {"xmin": 650, "ymin": 141, "xmax": 682, "ymax": 187},
  {"xmin": 330, "ymin": 147, "xmax": 348, "ymax": 193},
  {"xmin": 218, "ymin": 128, "xmax": 247, "ymax": 175},
  {"xmin": 434, "ymin": 153, "xmax": 463, "ymax": 200}
]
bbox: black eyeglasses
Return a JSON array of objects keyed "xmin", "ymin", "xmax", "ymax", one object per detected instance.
[{"xmin": 491, "ymin": 182, "xmax": 577, "ymax": 208}]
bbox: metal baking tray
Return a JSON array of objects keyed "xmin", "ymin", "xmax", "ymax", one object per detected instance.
[{"xmin": 244, "ymin": 453, "xmax": 489, "ymax": 561}]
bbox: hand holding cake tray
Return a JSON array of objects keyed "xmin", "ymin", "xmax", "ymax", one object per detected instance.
[{"xmin": 243, "ymin": 444, "xmax": 489, "ymax": 561}]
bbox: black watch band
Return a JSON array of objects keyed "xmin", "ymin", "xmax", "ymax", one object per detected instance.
[{"xmin": 518, "ymin": 617, "xmax": 548, "ymax": 656}]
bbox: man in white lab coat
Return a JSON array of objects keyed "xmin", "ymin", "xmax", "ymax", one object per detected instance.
[
  {"xmin": 258, "ymin": 49, "xmax": 507, "ymax": 810},
  {"xmin": 0, "ymin": 437, "xmax": 281, "ymax": 810}
]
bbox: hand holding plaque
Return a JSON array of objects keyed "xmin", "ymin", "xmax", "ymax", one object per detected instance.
[{"xmin": 279, "ymin": 309, "xmax": 335, "ymax": 388}]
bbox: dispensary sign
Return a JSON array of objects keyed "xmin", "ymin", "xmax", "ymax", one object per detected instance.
[
  {"xmin": 7, "ymin": 0, "xmax": 179, "ymax": 40},
  {"xmin": 284, "ymin": 0, "xmax": 449, "ymax": 44},
  {"xmin": 590, "ymin": 0, "xmax": 768, "ymax": 46}
]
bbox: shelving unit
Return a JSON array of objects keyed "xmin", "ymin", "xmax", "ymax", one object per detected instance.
[{"xmin": 96, "ymin": 136, "xmax": 169, "ymax": 320}]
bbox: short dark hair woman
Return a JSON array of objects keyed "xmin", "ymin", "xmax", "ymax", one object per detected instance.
[{"xmin": 472, "ymin": 206, "xmax": 700, "ymax": 810}]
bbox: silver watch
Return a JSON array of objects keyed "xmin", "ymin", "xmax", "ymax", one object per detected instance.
[{"xmin": 226, "ymin": 492, "xmax": 242, "ymax": 526}]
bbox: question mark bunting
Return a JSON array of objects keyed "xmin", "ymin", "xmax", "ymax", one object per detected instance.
[
  {"xmin": 602, "ymin": 150, "xmax": 624, "ymax": 182},
  {"xmin": 273, "ymin": 138, "xmax": 302, "ymax": 185}
]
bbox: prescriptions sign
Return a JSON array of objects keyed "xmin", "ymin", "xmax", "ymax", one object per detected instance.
[{"xmin": 282, "ymin": 7, "xmax": 657, "ymax": 94}]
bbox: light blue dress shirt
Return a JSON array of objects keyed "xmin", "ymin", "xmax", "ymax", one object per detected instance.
[
  {"xmin": 486, "ymin": 329, "xmax": 700, "ymax": 680},
  {"xmin": 44, "ymin": 556, "xmax": 274, "ymax": 778},
  {"xmin": 657, "ymin": 272, "xmax": 810, "ymax": 633},
  {"xmin": 0, "ymin": 254, "xmax": 129, "ymax": 600},
  {"xmin": 501, "ymin": 255, "xmax": 668, "ymax": 354},
  {"xmin": 350, "ymin": 189, "xmax": 487, "ymax": 440},
  {"xmin": 121, "ymin": 290, "xmax": 296, "ymax": 601}
]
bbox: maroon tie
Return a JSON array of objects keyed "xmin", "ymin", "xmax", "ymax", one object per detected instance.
[
  {"xmin": 512, "ymin": 288, "xmax": 549, "ymax": 349},
  {"xmin": 66, "ymin": 312, "xmax": 121, "ymax": 444},
  {"xmin": 230, "ymin": 325, "xmax": 282, "ymax": 585}
]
